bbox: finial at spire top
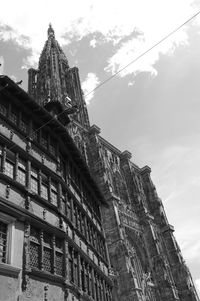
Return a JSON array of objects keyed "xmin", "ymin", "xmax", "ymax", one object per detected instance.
[{"xmin": 48, "ymin": 23, "xmax": 55, "ymax": 38}]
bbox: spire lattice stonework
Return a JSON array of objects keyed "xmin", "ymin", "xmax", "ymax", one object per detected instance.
[{"xmin": 28, "ymin": 25, "xmax": 90, "ymax": 129}]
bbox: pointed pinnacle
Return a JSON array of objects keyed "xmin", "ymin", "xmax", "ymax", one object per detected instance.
[{"xmin": 48, "ymin": 23, "xmax": 55, "ymax": 38}]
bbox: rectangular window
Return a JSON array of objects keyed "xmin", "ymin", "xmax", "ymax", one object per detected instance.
[
  {"xmin": 0, "ymin": 213, "xmax": 15, "ymax": 266},
  {"xmin": 73, "ymin": 252, "xmax": 78, "ymax": 285},
  {"xmin": 9, "ymin": 106, "xmax": 18, "ymax": 125},
  {"xmin": 89, "ymin": 266, "xmax": 93, "ymax": 296},
  {"xmin": 43, "ymin": 233, "xmax": 52, "ymax": 273},
  {"xmin": 17, "ymin": 159, "xmax": 26, "ymax": 186},
  {"xmin": 30, "ymin": 168, "xmax": 39, "ymax": 194},
  {"xmin": 50, "ymin": 181, "xmax": 58, "ymax": 206},
  {"xmin": 0, "ymin": 100, "xmax": 8, "ymax": 117},
  {"xmin": 49, "ymin": 138, "xmax": 56, "ymax": 156},
  {"xmin": 5, "ymin": 160, "xmax": 14, "ymax": 178},
  {"xmin": 41, "ymin": 131, "xmax": 48, "ymax": 149},
  {"xmin": 61, "ymin": 190, "xmax": 66, "ymax": 215},
  {"xmin": 0, "ymin": 221, "xmax": 8, "ymax": 263},
  {"xmin": 20, "ymin": 115, "xmax": 29, "ymax": 134},
  {"xmin": 60, "ymin": 157, "xmax": 66, "ymax": 180},
  {"xmin": 30, "ymin": 227, "xmax": 64, "ymax": 277},
  {"xmin": 68, "ymin": 247, "xmax": 73, "ymax": 282},
  {"xmin": 55, "ymin": 238, "xmax": 64, "ymax": 276},
  {"xmin": 5, "ymin": 150, "xmax": 15, "ymax": 179},
  {"xmin": 30, "ymin": 226, "xmax": 40, "ymax": 269},
  {"xmin": 31, "ymin": 123, "xmax": 39, "ymax": 143},
  {"xmin": 80, "ymin": 259, "xmax": 85, "ymax": 291},
  {"xmin": 41, "ymin": 173, "xmax": 48, "ymax": 200},
  {"xmin": 67, "ymin": 197, "xmax": 72, "ymax": 221}
]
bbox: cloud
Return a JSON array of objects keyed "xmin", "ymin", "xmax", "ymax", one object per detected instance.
[
  {"xmin": 0, "ymin": 24, "xmax": 30, "ymax": 49},
  {"xmin": 90, "ymin": 39, "xmax": 97, "ymax": 48},
  {"xmin": 0, "ymin": 0, "xmax": 198, "ymax": 73},
  {"xmin": 0, "ymin": 56, "xmax": 4, "ymax": 74},
  {"xmin": 82, "ymin": 72, "xmax": 100, "ymax": 104}
]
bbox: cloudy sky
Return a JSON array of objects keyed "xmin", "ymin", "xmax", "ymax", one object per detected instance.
[{"xmin": 0, "ymin": 0, "xmax": 200, "ymax": 295}]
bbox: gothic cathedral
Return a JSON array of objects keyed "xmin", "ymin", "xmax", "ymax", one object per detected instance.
[{"xmin": 0, "ymin": 24, "xmax": 198, "ymax": 301}]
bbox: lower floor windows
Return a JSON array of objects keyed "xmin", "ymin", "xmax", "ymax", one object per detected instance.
[
  {"xmin": 30, "ymin": 241, "xmax": 40, "ymax": 269},
  {"xmin": 29, "ymin": 226, "xmax": 64, "ymax": 277},
  {"xmin": 28, "ymin": 229, "xmax": 112, "ymax": 299},
  {"xmin": 0, "ymin": 213, "xmax": 15, "ymax": 266},
  {"xmin": 43, "ymin": 246, "xmax": 52, "ymax": 273}
]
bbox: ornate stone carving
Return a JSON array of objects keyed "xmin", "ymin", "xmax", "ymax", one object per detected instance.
[
  {"xmin": 5, "ymin": 185, "xmax": 10, "ymax": 199},
  {"xmin": 44, "ymin": 284, "xmax": 49, "ymax": 301}
]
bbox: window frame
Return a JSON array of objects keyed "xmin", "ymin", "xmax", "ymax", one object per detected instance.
[{"xmin": 0, "ymin": 212, "xmax": 15, "ymax": 266}]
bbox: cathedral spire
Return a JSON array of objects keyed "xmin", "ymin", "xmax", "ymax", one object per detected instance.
[
  {"xmin": 28, "ymin": 26, "xmax": 90, "ymax": 129},
  {"xmin": 47, "ymin": 23, "xmax": 55, "ymax": 38}
]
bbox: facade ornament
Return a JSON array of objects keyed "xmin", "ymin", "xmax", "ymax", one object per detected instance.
[
  {"xmin": 44, "ymin": 284, "xmax": 49, "ymax": 301},
  {"xmin": 6, "ymin": 185, "xmax": 10, "ymax": 199},
  {"xmin": 26, "ymin": 140, "xmax": 31, "ymax": 153},
  {"xmin": 10, "ymin": 130, "xmax": 14, "ymax": 141},
  {"xmin": 43, "ymin": 208, "xmax": 46, "ymax": 220}
]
